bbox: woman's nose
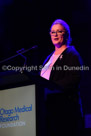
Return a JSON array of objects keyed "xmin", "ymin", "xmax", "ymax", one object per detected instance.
[{"xmin": 54, "ymin": 31, "xmax": 58, "ymax": 36}]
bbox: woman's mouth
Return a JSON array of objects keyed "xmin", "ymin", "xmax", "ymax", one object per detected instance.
[{"xmin": 54, "ymin": 38, "xmax": 59, "ymax": 41}]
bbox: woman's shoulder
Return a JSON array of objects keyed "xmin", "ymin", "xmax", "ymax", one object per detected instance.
[
  {"xmin": 65, "ymin": 45, "xmax": 83, "ymax": 65},
  {"xmin": 64, "ymin": 45, "xmax": 81, "ymax": 58},
  {"xmin": 66, "ymin": 46, "xmax": 79, "ymax": 55}
]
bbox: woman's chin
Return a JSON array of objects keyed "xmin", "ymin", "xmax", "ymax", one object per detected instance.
[{"xmin": 54, "ymin": 43, "xmax": 62, "ymax": 48}]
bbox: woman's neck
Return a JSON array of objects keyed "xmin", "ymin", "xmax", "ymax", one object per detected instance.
[{"xmin": 54, "ymin": 44, "xmax": 69, "ymax": 55}]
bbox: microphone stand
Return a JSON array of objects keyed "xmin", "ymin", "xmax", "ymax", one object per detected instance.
[
  {"xmin": 0, "ymin": 45, "xmax": 38, "ymax": 65},
  {"xmin": 16, "ymin": 49, "xmax": 27, "ymax": 66}
]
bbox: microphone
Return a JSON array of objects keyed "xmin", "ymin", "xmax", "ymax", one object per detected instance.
[
  {"xmin": 0, "ymin": 45, "xmax": 38, "ymax": 64},
  {"xmin": 16, "ymin": 48, "xmax": 27, "ymax": 66},
  {"xmin": 16, "ymin": 48, "xmax": 25, "ymax": 53},
  {"xmin": 16, "ymin": 45, "xmax": 38, "ymax": 54},
  {"xmin": 31, "ymin": 45, "xmax": 38, "ymax": 49},
  {"xmin": 16, "ymin": 45, "xmax": 38, "ymax": 71}
]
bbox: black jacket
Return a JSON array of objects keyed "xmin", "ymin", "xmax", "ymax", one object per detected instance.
[
  {"xmin": 41, "ymin": 46, "xmax": 84, "ymax": 135},
  {"xmin": 43, "ymin": 46, "xmax": 83, "ymax": 94}
]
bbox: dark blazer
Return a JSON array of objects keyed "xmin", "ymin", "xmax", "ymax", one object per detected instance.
[
  {"xmin": 43, "ymin": 46, "xmax": 83, "ymax": 93},
  {"xmin": 42, "ymin": 46, "xmax": 84, "ymax": 136}
]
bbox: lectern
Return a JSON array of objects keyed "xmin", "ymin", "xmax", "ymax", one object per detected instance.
[{"xmin": 0, "ymin": 71, "xmax": 50, "ymax": 136}]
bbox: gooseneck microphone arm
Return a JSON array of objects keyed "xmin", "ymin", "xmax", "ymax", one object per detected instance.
[
  {"xmin": 0, "ymin": 45, "xmax": 38, "ymax": 64},
  {"xmin": 16, "ymin": 48, "xmax": 27, "ymax": 66}
]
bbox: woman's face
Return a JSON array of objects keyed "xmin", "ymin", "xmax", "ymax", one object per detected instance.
[{"xmin": 50, "ymin": 24, "xmax": 66, "ymax": 48}]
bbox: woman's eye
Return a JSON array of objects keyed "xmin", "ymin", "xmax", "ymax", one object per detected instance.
[
  {"xmin": 58, "ymin": 31, "xmax": 63, "ymax": 33},
  {"xmin": 51, "ymin": 31, "xmax": 55, "ymax": 34}
]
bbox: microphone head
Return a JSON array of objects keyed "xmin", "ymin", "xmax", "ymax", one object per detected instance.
[
  {"xmin": 32, "ymin": 45, "xmax": 38, "ymax": 49},
  {"xmin": 16, "ymin": 48, "xmax": 25, "ymax": 53}
]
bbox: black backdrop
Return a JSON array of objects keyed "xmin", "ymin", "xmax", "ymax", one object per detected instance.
[{"xmin": 0, "ymin": 0, "xmax": 91, "ymax": 115}]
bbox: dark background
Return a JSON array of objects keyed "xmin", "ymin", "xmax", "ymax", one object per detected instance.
[{"xmin": 0, "ymin": 0, "xmax": 91, "ymax": 118}]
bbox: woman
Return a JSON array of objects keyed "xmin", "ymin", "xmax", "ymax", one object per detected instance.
[{"xmin": 40, "ymin": 19, "xmax": 84, "ymax": 136}]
